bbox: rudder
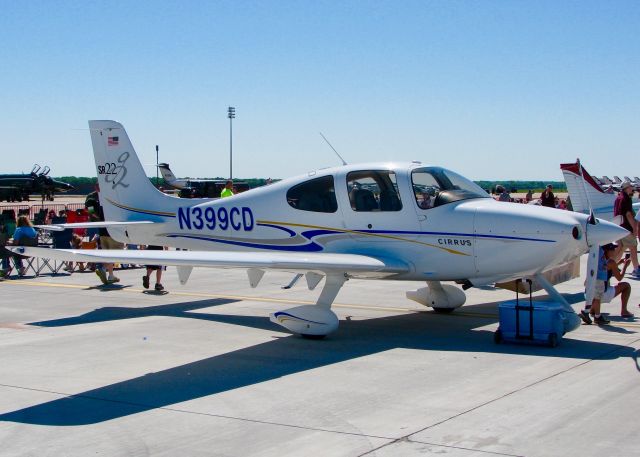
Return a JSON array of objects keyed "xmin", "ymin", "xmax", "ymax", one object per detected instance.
[
  {"xmin": 88, "ymin": 120, "xmax": 176, "ymax": 222},
  {"xmin": 560, "ymin": 161, "xmax": 615, "ymax": 220}
]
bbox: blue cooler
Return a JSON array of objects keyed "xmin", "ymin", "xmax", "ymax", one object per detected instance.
[{"xmin": 496, "ymin": 300, "xmax": 566, "ymax": 347}]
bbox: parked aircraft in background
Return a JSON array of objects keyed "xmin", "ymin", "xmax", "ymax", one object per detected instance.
[
  {"xmin": 561, "ymin": 160, "xmax": 640, "ymax": 221},
  {"xmin": 17, "ymin": 121, "xmax": 626, "ymax": 338},
  {"xmin": 0, "ymin": 165, "xmax": 74, "ymax": 202},
  {"xmin": 157, "ymin": 163, "xmax": 249, "ymax": 198}
]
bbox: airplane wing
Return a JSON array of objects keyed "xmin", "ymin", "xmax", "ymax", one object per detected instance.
[
  {"xmin": 35, "ymin": 221, "xmax": 157, "ymax": 231},
  {"xmin": 10, "ymin": 247, "xmax": 408, "ymax": 276}
]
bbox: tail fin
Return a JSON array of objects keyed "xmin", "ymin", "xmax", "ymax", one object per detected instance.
[
  {"xmin": 89, "ymin": 120, "xmax": 179, "ymax": 222},
  {"xmin": 157, "ymin": 163, "xmax": 183, "ymax": 189},
  {"xmin": 560, "ymin": 161, "xmax": 615, "ymax": 220}
]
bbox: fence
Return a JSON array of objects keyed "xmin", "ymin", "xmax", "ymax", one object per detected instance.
[{"xmin": 0, "ymin": 203, "xmax": 85, "ymax": 222}]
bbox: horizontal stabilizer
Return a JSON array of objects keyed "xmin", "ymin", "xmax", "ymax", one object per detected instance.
[
  {"xmin": 10, "ymin": 247, "xmax": 408, "ymax": 275},
  {"xmin": 35, "ymin": 221, "xmax": 157, "ymax": 232}
]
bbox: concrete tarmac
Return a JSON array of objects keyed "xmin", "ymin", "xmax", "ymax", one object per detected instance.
[{"xmin": 0, "ymin": 256, "xmax": 639, "ymax": 456}]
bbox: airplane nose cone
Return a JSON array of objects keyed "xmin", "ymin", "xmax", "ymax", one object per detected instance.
[{"xmin": 586, "ymin": 219, "xmax": 629, "ymax": 247}]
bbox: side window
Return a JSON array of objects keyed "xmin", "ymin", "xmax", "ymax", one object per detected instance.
[
  {"xmin": 411, "ymin": 170, "xmax": 441, "ymax": 210},
  {"xmin": 412, "ymin": 167, "xmax": 490, "ymax": 209},
  {"xmin": 287, "ymin": 176, "xmax": 338, "ymax": 213},
  {"xmin": 347, "ymin": 170, "xmax": 402, "ymax": 212}
]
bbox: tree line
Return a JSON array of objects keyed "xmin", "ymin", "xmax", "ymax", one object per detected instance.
[
  {"xmin": 55, "ymin": 176, "xmax": 274, "ymax": 195},
  {"xmin": 55, "ymin": 176, "xmax": 567, "ymax": 196}
]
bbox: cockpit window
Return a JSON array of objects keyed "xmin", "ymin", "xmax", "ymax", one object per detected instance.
[
  {"xmin": 287, "ymin": 176, "xmax": 337, "ymax": 213},
  {"xmin": 412, "ymin": 167, "xmax": 489, "ymax": 209},
  {"xmin": 347, "ymin": 170, "xmax": 402, "ymax": 212}
]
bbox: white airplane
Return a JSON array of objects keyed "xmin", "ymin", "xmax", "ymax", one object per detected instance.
[
  {"xmin": 158, "ymin": 162, "xmax": 249, "ymax": 197},
  {"xmin": 561, "ymin": 160, "xmax": 640, "ymax": 221},
  {"xmin": 157, "ymin": 162, "xmax": 220, "ymax": 190},
  {"xmin": 157, "ymin": 162, "xmax": 186, "ymax": 189},
  {"xmin": 15, "ymin": 121, "xmax": 627, "ymax": 338}
]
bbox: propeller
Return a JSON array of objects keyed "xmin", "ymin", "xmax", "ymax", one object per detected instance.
[{"xmin": 575, "ymin": 158, "xmax": 612, "ymax": 313}]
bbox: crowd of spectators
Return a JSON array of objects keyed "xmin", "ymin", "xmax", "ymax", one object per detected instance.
[
  {"xmin": 0, "ymin": 194, "xmax": 165, "ymax": 287},
  {"xmin": 493, "ymin": 185, "xmax": 570, "ymax": 210}
]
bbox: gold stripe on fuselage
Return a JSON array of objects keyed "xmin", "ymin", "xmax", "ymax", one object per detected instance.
[{"xmin": 257, "ymin": 219, "xmax": 470, "ymax": 256}]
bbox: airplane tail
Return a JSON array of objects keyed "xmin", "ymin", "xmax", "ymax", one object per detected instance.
[
  {"xmin": 157, "ymin": 163, "xmax": 182, "ymax": 188},
  {"xmin": 88, "ymin": 120, "xmax": 180, "ymax": 222},
  {"xmin": 560, "ymin": 161, "xmax": 615, "ymax": 220}
]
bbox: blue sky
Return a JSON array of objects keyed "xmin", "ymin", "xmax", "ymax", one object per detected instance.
[{"xmin": 1, "ymin": 0, "xmax": 638, "ymax": 180}]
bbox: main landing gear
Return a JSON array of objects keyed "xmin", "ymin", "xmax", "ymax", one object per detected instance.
[{"xmin": 269, "ymin": 273, "xmax": 346, "ymax": 338}]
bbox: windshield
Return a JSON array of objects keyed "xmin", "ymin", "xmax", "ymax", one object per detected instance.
[{"xmin": 411, "ymin": 167, "xmax": 490, "ymax": 209}]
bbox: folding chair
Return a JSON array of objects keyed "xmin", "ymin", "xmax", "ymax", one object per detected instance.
[
  {"xmin": 36, "ymin": 255, "xmax": 57, "ymax": 275},
  {"xmin": 13, "ymin": 236, "xmax": 39, "ymax": 277},
  {"xmin": 48, "ymin": 228, "xmax": 74, "ymax": 274}
]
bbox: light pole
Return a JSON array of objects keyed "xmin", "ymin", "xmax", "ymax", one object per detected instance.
[
  {"xmin": 155, "ymin": 145, "xmax": 159, "ymax": 187},
  {"xmin": 227, "ymin": 106, "xmax": 235, "ymax": 180}
]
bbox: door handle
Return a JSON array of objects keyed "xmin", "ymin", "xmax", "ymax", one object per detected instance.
[{"xmin": 417, "ymin": 215, "xmax": 427, "ymax": 221}]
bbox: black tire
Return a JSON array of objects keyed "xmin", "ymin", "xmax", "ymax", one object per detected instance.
[
  {"xmin": 432, "ymin": 307, "xmax": 455, "ymax": 314},
  {"xmin": 548, "ymin": 333, "xmax": 558, "ymax": 348},
  {"xmin": 301, "ymin": 333, "xmax": 326, "ymax": 340},
  {"xmin": 494, "ymin": 330, "xmax": 503, "ymax": 344}
]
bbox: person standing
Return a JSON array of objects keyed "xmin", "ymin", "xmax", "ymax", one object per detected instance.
[
  {"xmin": 614, "ymin": 181, "xmax": 639, "ymax": 277},
  {"xmin": 220, "ymin": 180, "xmax": 234, "ymax": 198},
  {"xmin": 540, "ymin": 185, "xmax": 555, "ymax": 208},
  {"xmin": 525, "ymin": 190, "xmax": 533, "ymax": 203},
  {"xmin": 86, "ymin": 185, "xmax": 122, "ymax": 284},
  {"xmin": 142, "ymin": 245, "xmax": 166, "ymax": 291}
]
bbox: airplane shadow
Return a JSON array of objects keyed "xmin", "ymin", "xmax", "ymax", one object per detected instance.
[
  {"xmin": 29, "ymin": 298, "xmax": 244, "ymax": 328},
  {"xmin": 1, "ymin": 296, "xmax": 636, "ymax": 426}
]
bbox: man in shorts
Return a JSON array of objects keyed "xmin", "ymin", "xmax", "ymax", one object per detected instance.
[
  {"xmin": 99, "ymin": 230, "xmax": 124, "ymax": 283},
  {"xmin": 86, "ymin": 185, "xmax": 123, "ymax": 284},
  {"xmin": 613, "ymin": 181, "xmax": 639, "ymax": 277},
  {"xmin": 142, "ymin": 245, "xmax": 166, "ymax": 292}
]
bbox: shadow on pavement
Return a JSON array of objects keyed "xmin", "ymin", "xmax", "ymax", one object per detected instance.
[{"xmin": 1, "ymin": 295, "xmax": 636, "ymax": 426}]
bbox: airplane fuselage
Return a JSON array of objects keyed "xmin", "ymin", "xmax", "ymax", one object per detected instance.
[{"xmin": 110, "ymin": 163, "xmax": 592, "ymax": 284}]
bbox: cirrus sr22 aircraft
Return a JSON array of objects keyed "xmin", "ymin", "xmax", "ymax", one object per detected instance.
[{"xmin": 15, "ymin": 121, "xmax": 627, "ymax": 338}]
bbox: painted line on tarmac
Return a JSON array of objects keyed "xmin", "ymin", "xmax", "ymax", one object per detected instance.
[
  {"xmin": 3, "ymin": 279, "xmax": 502, "ymax": 318},
  {"xmin": 10, "ymin": 280, "xmax": 640, "ymax": 328},
  {"xmin": 3, "ymin": 280, "xmax": 429, "ymax": 314}
]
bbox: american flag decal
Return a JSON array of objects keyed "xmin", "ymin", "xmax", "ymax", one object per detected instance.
[{"xmin": 107, "ymin": 136, "xmax": 119, "ymax": 146}]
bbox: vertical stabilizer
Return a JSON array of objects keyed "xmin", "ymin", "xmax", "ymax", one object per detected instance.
[
  {"xmin": 157, "ymin": 163, "xmax": 185, "ymax": 189},
  {"xmin": 560, "ymin": 161, "xmax": 615, "ymax": 220},
  {"xmin": 88, "ymin": 120, "xmax": 177, "ymax": 222}
]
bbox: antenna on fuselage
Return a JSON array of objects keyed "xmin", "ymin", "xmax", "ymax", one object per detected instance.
[{"xmin": 319, "ymin": 132, "xmax": 347, "ymax": 166}]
